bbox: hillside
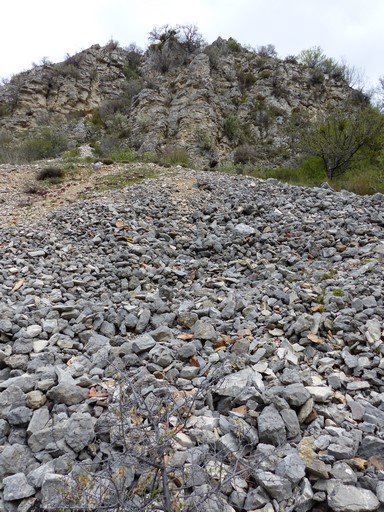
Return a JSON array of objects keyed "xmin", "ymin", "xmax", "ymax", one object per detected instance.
[
  {"xmin": 0, "ymin": 36, "xmax": 355, "ymax": 168},
  {"xmin": 0, "ymin": 30, "xmax": 384, "ymax": 512}
]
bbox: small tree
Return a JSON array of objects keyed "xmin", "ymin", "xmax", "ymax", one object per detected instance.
[
  {"xmin": 257, "ymin": 44, "xmax": 277, "ymax": 58},
  {"xmin": 48, "ymin": 365, "xmax": 256, "ymax": 512},
  {"xmin": 298, "ymin": 46, "xmax": 345, "ymax": 80},
  {"xmin": 123, "ymin": 43, "xmax": 144, "ymax": 77},
  {"xmin": 299, "ymin": 105, "xmax": 384, "ymax": 179},
  {"xmin": 148, "ymin": 24, "xmax": 206, "ymax": 53}
]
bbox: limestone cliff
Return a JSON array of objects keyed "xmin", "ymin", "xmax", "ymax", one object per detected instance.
[{"xmin": 0, "ymin": 38, "xmax": 354, "ymax": 166}]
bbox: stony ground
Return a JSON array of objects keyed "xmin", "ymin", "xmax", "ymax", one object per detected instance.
[
  {"xmin": 0, "ymin": 161, "xmax": 166, "ymax": 227},
  {"xmin": 0, "ymin": 167, "xmax": 384, "ymax": 511}
]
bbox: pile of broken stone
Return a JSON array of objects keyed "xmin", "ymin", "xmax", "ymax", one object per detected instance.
[{"xmin": 0, "ymin": 169, "xmax": 384, "ymax": 511}]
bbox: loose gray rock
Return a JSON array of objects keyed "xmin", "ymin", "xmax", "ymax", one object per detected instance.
[
  {"xmin": 65, "ymin": 412, "xmax": 95, "ymax": 452},
  {"xmin": 1, "ymin": 169, "xmax": 384, "ymax": 510},
  {"xmin": 215, "ymin": 367, "xmax": 264, "ymax": 398},
  {"xmin": 46, "ymin": 383, "xmax": 88, "ymax": 405},
  {"xmin": 282, "ymin": 383, "xmax": 311, "ymax": 407},
  {"xmin": 275, "ymin": 452, "xmax": 306, "ymax": 485},
  {"xmin": 258, "ymin": 405, "xmax": 287, "ymax": 447},
  {"xmin": 3, "ymin": 473, "xmax": 35, "ymax": 500},
  {"xmin": 328, "ymin": 483, "xmax": 379, "ymax": 511},
  {"xmin": 132, "ymin": 333, "xmax": 156, "ymax": 353},
  {"xmin": 192, "ymin": 320, "xmax": 217, "ymax": 341},
  {"xmin": 253, "ymin": 470, "xmax": 293, "ymax": 502}
]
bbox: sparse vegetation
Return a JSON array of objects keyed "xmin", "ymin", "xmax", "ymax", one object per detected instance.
[
  {"xmin": 258, "ymin": 69, "xmax": 272, "ymax": 80},
  {"xmin": 298, "ymin": 46, "xmax": 344, "ymax": 79},
  {"xmin": 237, "ymin": 70, "xmax": 257, "ymax": 90},
  {"xmin": 148, "ymin": 24, "xmax": 206, "ymax": 73},
  {"xmin": 233, "ymin": 144, "xmax": 258, "ymax": 165},
  {"xmin": 92, "ymin": 167, "xmax": 154, "ymax": 192},
  {"xmin": 0, "ymin": 102, "xmax": 11, "ymax": 117},
  {"xmin": 93, "ymin": 138, "xmax": 137, "ymax": 162},
  {"xmin": 0, "ymin": 127, "xmax": 70, "ymax": 163},
  {"xmin": 157, "ymin": 147, "xmax": 191, "ymax": 167},
  {"xmin": 195, "ymin": 128, "xmax": 213, "ymax": 151},
  {"xmin": 227, "ymin": 38, "xmax": 243, "ymax": 53},
  {"xmin": 49, "ymin": 364, "xmax": 255, "ymax": 512},
  {"xmin": 321, "ymin": 270, "xmax": 337, "ymax": 280},
  {"xmin": 149, "ymin": 24, "xmax": 206, "ymax": 53},
  {"xmin": 223, "ymin": 113, "xmax": 242, "ymax": 141},
  {"xmin": 257, "ymin": 44, "xmax": 277, "ymax": 58},
  {"xmin": 204, "ymin": 45, "xmax": 220, "ymax": 70}
]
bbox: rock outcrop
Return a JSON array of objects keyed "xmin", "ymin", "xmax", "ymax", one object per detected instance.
[
  {"xmin": 0, "ymin": 38, "xmax": 354, "ymax": 166},
  {"xmin": 0, "ymin": 43, "xmax": 128, "ymax": 131}
]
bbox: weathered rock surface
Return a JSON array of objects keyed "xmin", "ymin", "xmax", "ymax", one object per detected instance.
[{"xmin": 0, "ymin": 38, "xmax": 353, "ymax": 167}]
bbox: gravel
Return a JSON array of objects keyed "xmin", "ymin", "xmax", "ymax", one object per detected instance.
[{"xmin": 0, "ymin": 169, "xmax": 384, "ymax": 511}]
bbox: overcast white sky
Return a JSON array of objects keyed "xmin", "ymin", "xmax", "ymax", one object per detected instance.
[{"xmin": 1, "ymin": 0, "xmax": 383, "ymax": 88}]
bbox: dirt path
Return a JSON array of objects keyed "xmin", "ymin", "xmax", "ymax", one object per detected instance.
[{"xmin": 0, "ymin": 162, "xmax": 191, "ymax": 228}]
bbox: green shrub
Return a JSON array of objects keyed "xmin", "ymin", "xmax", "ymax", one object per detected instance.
[
  {"xmin": 18, "ymin": 127, "xmax": 69, "ymax": 162},
  {"xmin": 298, "ymin": 106, "xmax": 384, "ymax": 179},
  {"xmin": 105, "ymin": 112, "xmax": 131, "ymax": 138},
  {"xmin": 228, "ymin": 153, "xmax": 384, "ymax": 196},
  {"xmin": 62, "ymin": 148, "xmax": 81, "ymax": 159},
  {"xmin": 227, "ymin": 38, "xmax": 243, "ymax": 53},
  {"xmin": 257, "ymin": 44, "xmax": 277, "ymax": 58},
  {"xmin": 105, "ymin": 39, "xmax": 120, "ymax": 51},
  {"xmin": 299, "ymin": 156, "xmax": 327, "ymax": 180},
  {"xmin": 55, "ymin": 63, "xmax": 81, "ymax": 79},
  {"xmin": 158, "ymin": 147, "xmax": 191, "ymax": 167},
  {"xmin": 36, "ymin": 166, "xmax": 65, "ymax": 182},
  {"xmin": 285, "ymin": 55, "xmax": 298, "ymax": 64},
  {"xmin": 195, "ymin": 128, "xmax": 213, "ymax": 150},
  {"xmin": 331, "ymin": 166, "xmax": 384, "ymax": 195},
  {"xmin": 204, "ymin": 46, "xmax": 220, "ymax": 70},
  {"xmin": 137, "ymin": 114, "xmax": 151, "ymax": 134},
  {"xmin": 107, "ymin": 148, "xmax": 137, "ymax": 162},
  {"xmin": 223, "ymin": 113, "xmax": 242, "ymax": 140},
  {"xmin": 309, "ymin": 68, "xmax": 324, "ymax": 85},
  {"xmin": 98, "ymin": 81, "xmax": 142, "ymax": 120},
  {"xmin": 0, "ymin": 130, "xmax": 13, "ymax": 145},
  {"xmin": 122, "ymin": 64, "xmax": 138, "ymax": 81},
  {"xmin": 233, "ymin": 145, "xmax": 258, "ymax": 165},
  {"xmin": 93, "ymin": 136, "xmax": 137, "ymax": 162},
  {"xmin": 148, "ymin": 24, "xmax": 206, "ymax": 53},
  {"xmin": 238, "ymin": 70, "xmax": 257, "ymax": 90},
  {"xmin": 249, "ymin": 101, "xmax": 283, "ymax": 140},
  {"xmin": 0, "ymin": 103, "xmax": 11, "ymax": 117},
  {"xmin": 125, "ymin": 42, "xmax": 144, "ymax": 70}
]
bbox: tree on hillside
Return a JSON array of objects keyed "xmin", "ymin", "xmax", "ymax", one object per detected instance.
[
  {"xmin": 299, "ymin": 105, "xmax": 384, "ymax": 179},
  {"xmin": 298, "ymin": 46, "xmax": 342, "ymax": 77},
  {"xmin": 148, "ymin": 24, "xmax": 206, "ymax": 53},
  {"xmin": 147, "ymin": 24, "xmax": 206, "ymax": 73}
]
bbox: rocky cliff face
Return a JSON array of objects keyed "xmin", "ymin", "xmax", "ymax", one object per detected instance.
[
  {"xmin": 0, "ymin": 43, "xmax": 128, "ymax": 135},
  {"xmin": 0, "ymin": 39, "xmax": 354, "ymax": 166}
]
